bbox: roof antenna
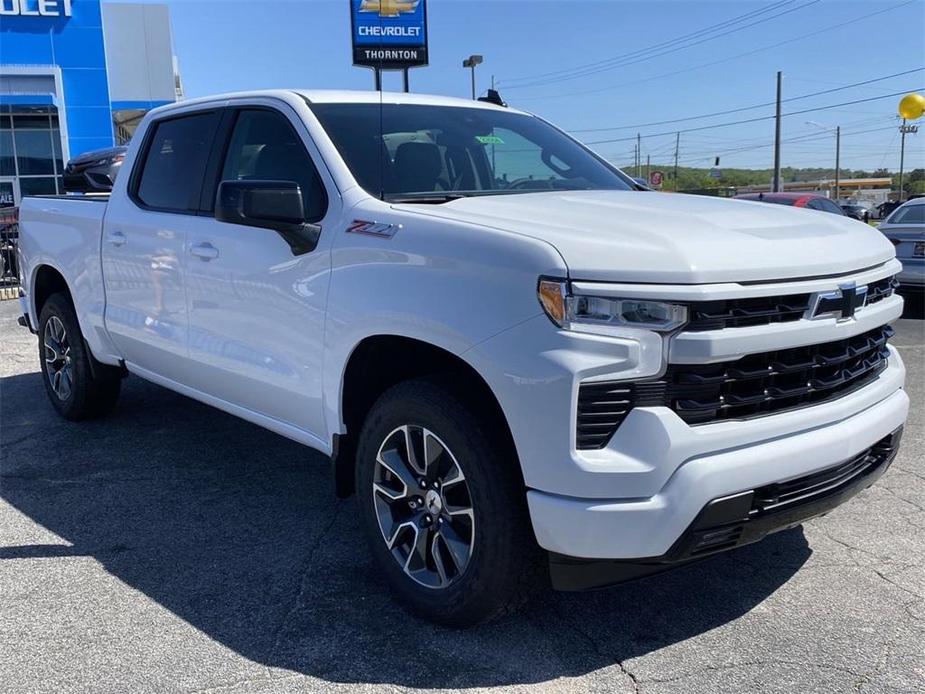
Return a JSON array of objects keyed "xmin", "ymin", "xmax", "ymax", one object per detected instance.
[{"xmin": 478, "ymin": 89, "xmax": 507, "ymax": 107}]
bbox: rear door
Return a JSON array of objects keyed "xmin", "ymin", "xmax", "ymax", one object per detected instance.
[
  {"xmin": 102, "ymin": 108, "xmax": 223, "ymax": 382},
  {"xmin": 181, "ymin": 101, "xmax": 337, "ymax": 439}
]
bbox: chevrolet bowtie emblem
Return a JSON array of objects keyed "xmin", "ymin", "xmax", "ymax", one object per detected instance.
[
  {"xmin": 810, "ymin": 282, "xmax": 868, "ymax": 320},
  {"xmin": 359, "ymin": 0, "xmax": 420, "ymax": 17}
]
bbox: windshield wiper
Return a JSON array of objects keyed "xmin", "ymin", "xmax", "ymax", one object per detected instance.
[{"xmin": 385, "ymin": 193, "xmax": 469, "ymax": 204}]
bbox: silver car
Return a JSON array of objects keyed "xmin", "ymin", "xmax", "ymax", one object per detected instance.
[{"xmin": 879, "ymin": 197, "xmax": 924, "ymax": 291}]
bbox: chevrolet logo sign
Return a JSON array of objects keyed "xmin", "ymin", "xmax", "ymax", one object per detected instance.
[
  {"xmin": 359, "ymin": 0, "xmax": 420, "ymax": 17},
  {"xmin": 810, "ymin": 282, "xmax": 868, "ymax": 320}
]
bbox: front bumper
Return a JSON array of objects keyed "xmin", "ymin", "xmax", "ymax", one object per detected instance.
[
  {"xmin": 549, "ymin": 426, "xmax": 903, "ymax": 590},
  {"xmin": 527, "ymin": 377, "xmax": 908, "ymax": 561}
]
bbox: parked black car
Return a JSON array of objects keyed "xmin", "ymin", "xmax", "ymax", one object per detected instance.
[
  {"xmin": 62, "ymin": 145, "xmax": 128, "ymax": 193},
  {"xmin": 841, "ymin": 204, "xmax": 870, "ymax": 222},
  {"xmin": 876, "ymin": 201, "xmax": 902, "ymax": 220}
]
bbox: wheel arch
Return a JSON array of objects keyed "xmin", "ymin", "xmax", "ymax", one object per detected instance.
[
  {"xmin": 31, "ymin": 263, "xmax": 73, "ymax": 319},
  {"xmin": 332, "ymin": 334, "xmax": 521, "ymax": 498}
]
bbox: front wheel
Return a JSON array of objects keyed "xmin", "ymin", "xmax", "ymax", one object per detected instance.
[{"xmin": 356, "ymin": 379, "xmax": 540, "ymax": 627}]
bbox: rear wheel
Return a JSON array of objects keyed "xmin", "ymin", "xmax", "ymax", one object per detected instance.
[
  {"xmin": 38, "ymin": 292, "xmax": 121, "ymax": 421},
  {"xmin": 356, "ymin": 379, "xmax": 540, "ymax": 627}
]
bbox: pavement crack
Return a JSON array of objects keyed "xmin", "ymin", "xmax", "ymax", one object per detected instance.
[
  {"xmin": 267, "ymin": 500, "xmax": 343, "ymax": 662},
  {"xmin": 549, "ymin": 602, "xmax": 640, "ymax": 692}
]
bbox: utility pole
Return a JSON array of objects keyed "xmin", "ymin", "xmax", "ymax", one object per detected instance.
[
  {"xmin": 636, "ymin": 132, "xmax": 641, "ymax": 177},
  {"xmin": 673, "ymin": 131, "xmax": 680, "ymax": 190},
  {"xmin": 772, "ymin": 71, "xmax": 783, "ymax": 193},
  {"xmin": 834, "ymin": 125, "xmax": 840, "ymax": 204},
  {"xmin": 646, "ymin": 154, "xmax": 650, "ymax": 186}
]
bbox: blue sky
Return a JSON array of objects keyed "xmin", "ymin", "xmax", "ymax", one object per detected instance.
[{"xmin": 114, "ymin": 0, "xmax": 925, "ymax": 171}]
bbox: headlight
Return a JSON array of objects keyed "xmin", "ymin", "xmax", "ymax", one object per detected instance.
[{"xmin": 538, "ymin": 279, "xmax": 688, "ymax": 333}]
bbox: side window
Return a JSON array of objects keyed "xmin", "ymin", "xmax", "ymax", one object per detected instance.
[
  {"xmin": 220, "ymin": 109, "xmax": 327, "ymax": 223},
  {"xmin": 822, "ymin": 199, "xmax": 845, "ymax": 215},
  {"xmin": 135, "ymin": 111, "xmax": 219, "ymax": 212}
]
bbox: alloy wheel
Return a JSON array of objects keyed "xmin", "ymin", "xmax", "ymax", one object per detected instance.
[
  {"xmin": 372, "ymin": 425, "xmax": 475, "ymax": 589},
  {"xmin": 44, "ymin": 315, "xmax": 73, "ymax": 401}
]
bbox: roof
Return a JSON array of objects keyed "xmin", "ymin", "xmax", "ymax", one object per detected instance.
[
  {"xmin": 296, "ymin": 89, "xmax": 523, "ymax": 113},
  {"xmin": 152, "ymin": 89, "xmax": 525, "ymax": 115}
]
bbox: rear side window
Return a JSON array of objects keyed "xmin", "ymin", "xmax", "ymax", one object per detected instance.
[
  {"xmin": 887, "ymin": 203, "xmax": 925, "ymax": 224},
  {"xmin": 135, "ymin": 111, "xmax": 220, "ymax": 212}
]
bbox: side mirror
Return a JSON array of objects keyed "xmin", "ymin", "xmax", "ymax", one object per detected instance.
[{"xmin": 215, "ymin": 180, "xmax": 321, "ymax": 255}]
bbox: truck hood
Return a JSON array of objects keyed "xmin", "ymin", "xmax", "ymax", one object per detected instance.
[{"xmin": 397, "ymin": 191, "xmax": 895, "ymax": 284}]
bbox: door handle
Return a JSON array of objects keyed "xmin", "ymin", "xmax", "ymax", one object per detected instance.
[
  {"xmin": 190, "ymin": 242, "xmax": 219, "ymax": 261},
  {"xmin": 107, "ymin": 230, "xmax": 127, "ymax": 247}
]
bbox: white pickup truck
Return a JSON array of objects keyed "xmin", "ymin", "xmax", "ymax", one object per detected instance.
[{"xmin": 16, "ymin": 90, "xmax": 908, "ymax": 626}]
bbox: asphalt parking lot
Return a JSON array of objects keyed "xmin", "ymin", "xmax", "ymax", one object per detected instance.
[{"xmin": 1, "ymin": 297, "xmax": 923, "ymax": 694}]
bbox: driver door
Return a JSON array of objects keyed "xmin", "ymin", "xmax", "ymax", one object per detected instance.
[{"xmin": 182, "ymin": 104, "xmax": 335, "ymax": 439}]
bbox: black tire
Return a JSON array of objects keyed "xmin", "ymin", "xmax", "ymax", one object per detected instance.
[
  {"xmin": 356, "ymin": 378, "xmax": 541, "ymax": 627},
  {"xmin": 38, "ymin": 292, "xmax": 122, "ymax": 421}
]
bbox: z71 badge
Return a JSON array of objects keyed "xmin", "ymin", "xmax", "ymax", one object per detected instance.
[{"xmin": 346, "ymin": 220, "xmax": 400, "ymax": 239}]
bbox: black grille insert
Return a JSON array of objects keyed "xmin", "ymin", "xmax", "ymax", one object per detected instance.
[
  {"xmin": 576, "ymin": 382, "xmax": 634, "ymax": 449},
  {"xmin": 649, "ymin": 325, "xmax": 893, "ymax": 425},
  {"xmin": 576, "ymin": 324, "xmax": 893, "ymax": 448},
  {"xmin": 685, "ymin": 275, "xmax": 898, "ymax": 331}
]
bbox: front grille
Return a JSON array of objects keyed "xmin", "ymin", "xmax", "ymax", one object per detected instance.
[
  {"xmin": 576, "ymin": 324, "xmax": 893, "ymax": 448},
  {"xmin": 651, "ymin": 325, "xmax": 892, "ymax": 424},
  {"xmin": 685, "ymin": 275, "xmax": 898, "ymax": 331}
]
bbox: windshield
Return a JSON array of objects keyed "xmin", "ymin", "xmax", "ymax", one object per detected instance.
[
  {"xmin": 308, "ymin": 102, "xmax": 634, "ymax": 200},
  {"xmin": 886, "ymin": 203, "xmax": 925, "ymax": 225}
]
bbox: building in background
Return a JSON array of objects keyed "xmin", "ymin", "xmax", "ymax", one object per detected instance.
[{"xmin": 0, "ymin": 0, "xmax": 181, "ymax": 207}]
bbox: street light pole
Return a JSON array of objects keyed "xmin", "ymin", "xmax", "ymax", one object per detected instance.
[
  {"xmin": 462, "ymin": 55, "xmax": 483, "ymax": 100},
  {"xmin": 898, "ymin": 119, "xmax": 908, "ymax": 203}
]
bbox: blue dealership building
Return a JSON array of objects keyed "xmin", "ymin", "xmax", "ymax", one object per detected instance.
[{"xmin": 0, "ymin": 0, "xmax": 180, "ymax": 206}]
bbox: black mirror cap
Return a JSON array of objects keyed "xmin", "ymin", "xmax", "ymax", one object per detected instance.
[
  {"xmin": 215, "ymin": 180, "xmax": 321, "ymax": 256},
  {"xmin": 216, "ymin": 180, "xmax": 304, "ymax": 226}
]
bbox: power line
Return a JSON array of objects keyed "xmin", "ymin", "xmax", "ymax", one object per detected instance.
[
  {"xmin": 503, "ymin": 1, "xmax": 820, "ymax": 90},
  {"xmin": 511, "ymin": 0, "xmax": 918, "ymax": 102},
  {"xmin": 568, "ymin": 68, "xmax": 922, "ymax": 133},
  {"xmin": 670, "ymin": 126, "xmax": 897, "ymax": 165},
  {"xmin": 583, "ymin": 89, "xmax": 922, "ymax": 145},
  {"xmin": 500, "ymin": 0, "xmax": 799, "ymax": 87}
]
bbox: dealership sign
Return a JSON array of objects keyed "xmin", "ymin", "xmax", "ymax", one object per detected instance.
[
  {"xmin": 0, "ymin": 182, "xmax": 14, "ymax": 208},
  {"xmin": 0, "ymin": 0, "xmax": 72, "ymax": 17},
  {"xmin": 350, "ymin": 0, "xmax": 428, "ymax": 69}
]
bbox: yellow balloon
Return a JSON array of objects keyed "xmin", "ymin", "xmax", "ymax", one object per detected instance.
[{"xmin": 898, "ymin": 93, "xmax": 925, "ymax": 120}]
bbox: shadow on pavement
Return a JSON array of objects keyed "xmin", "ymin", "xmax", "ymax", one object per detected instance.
[{"xmin": 0, "ymin": 370, "xmax": 809, "ymax": 688}]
